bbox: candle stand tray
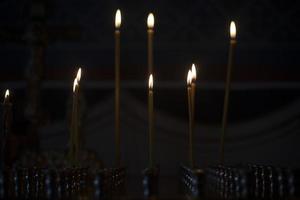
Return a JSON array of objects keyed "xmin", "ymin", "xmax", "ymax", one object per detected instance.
[{"xmin": 0, "ymin": 166, "xmax": 126, "ymax": 199}]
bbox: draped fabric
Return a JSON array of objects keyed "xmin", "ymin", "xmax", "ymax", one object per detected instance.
[{"xmin": 40, "ymin": 90, "xmax": 300, "ymax": 174}]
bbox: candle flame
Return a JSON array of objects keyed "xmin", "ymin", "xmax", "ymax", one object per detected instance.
[
  {"xmin": 187, "ymin": 70, "xmax": 192, "ymax": 86},
  {"xmin": 73, "ymin": 78, "xmax": 78, "ymax": 93},
  {"xmin": 76, "ymin": 68, "xmax": 82, "ymax": 82},
  {"xmin": 115, "ymin": 9, "xmax": 121, "ymax": 28},
  {"xmin": 191, "ymin": 64, "xmax": 197, "ymax": 81},
  {"xmin": 148, "ymin": 74, "xmax": 153, "ymax": 90},
  {"xmin": 4, "ymin": 89, "xmax": 9, "ymax": 99},
  {"xmin": 230, "ymin": 21, "xmax": 236, "ymax": 39},
  {"xmin": 147, "ymin": 13, "xmax": 154, "ymax": 29}
]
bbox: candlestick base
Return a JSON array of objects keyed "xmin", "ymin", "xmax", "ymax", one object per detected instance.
[{"xmin": 142, "ymin": 166, "xmax": 159, "ymax": 198}]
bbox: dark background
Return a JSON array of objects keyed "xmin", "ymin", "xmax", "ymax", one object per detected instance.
[{"xmin": 0, "ymin": 0, "xmax": 300, "ymax": 197}]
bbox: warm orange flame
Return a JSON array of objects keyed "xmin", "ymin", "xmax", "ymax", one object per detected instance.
[
  {"xmin": 76, "ymin": 68, "xmax": 82, "ymax": 82},
  {"xmin": 187, "ymin": 70, "xmax": 192, "ymax": 86},
  {"xmin": 115, "ymin": 9, "xmax": 121, "ymax": 28},
  {"xmin": 73, "ymin": 78, "xmax": 78, "ymax": 93},
  {"xmin": 191, "ymin": 64, "xmax": 196, "ymax": 81},
  {"xmin": 147, "ymin": 13, "xmax": 154, "ymax": 29},
  {"xmin": 4, "ymin": 89, "xmax": 9, "ymax": 99},
  {"xmin": 148, "ymin": 74, "xmax": 153, "ymax": 90},
  {"xmin": 230, "ymin": 21, "xmax": 236, "ymax": 39}
]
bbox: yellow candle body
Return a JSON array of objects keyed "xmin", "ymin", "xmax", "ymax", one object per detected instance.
[
  {"xmin": 2, "ymin": 98, "xmax": 12, "ymax": 169},
  {"xmin": 187, "ymin": 86, "xmax": 194, "ymax": 168},
  {"xmin": 191, "ymin": 82, "xmax": 196, "ymax": 167},
  {"xmin": 147, "ymin": 29, "xmax": 154, "ymax": 75},
  {"xmin": 148, "ymin": 89, "xmax": 154, "ymax": 168},
  {"xmin": 3, "ymin": 101, "xmax": 12, "ymax": 135},
  {"xmin": 115, "ymin": 29, "xmax": 121, "ymax": 167},
  {"xmin": 70, "ymin": 87, "xmax": 79, "ymax": 165},
  {"xmin": 220, "ymin": 39, "xmax": 236, "ymax": 164}
]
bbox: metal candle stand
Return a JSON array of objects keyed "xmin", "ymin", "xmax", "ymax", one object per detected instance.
[
  {"xmin": 180, "ymin": 164, "xmax": 300, "ymax": 199},
  {"xmin": 205, "ymin": 164, "xmax": 300, "ymax": 199},
  {"xmin": 0, "ymin": 166, "xmax": 126, "ymax": 199}
]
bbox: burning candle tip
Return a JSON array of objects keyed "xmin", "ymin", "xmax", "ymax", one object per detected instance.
[
  {"xmin": 191, "ymin": 64, "xmax": 197, "ymax": 81},
  {"xmin": 115, "ymin": 9, "xmax": 121, "ymax": 28},
  {"xmin": 148, "ymin": 74, "xmax": 153, "ymax": 90},
  {"xmin": 73, "ymin": 78, "xmax": 78, "ymax": 93},
  {"xmin": 187, "ymin": 70, "xmax": 192, "ymax": 86},
  {"xmin": 147, "ymin": 13, "xmax": 154, "ymax": 29},
  {"xmin": 230, "ymin": 21, "xmax": 236, "ymax": 39},
  {"xmin": 76, "ymin": 68, "xmax": 82, "ymax": 82},
  {"xmin": 4, "ymin": 89, "xmax": 9, "ymax": 99}
]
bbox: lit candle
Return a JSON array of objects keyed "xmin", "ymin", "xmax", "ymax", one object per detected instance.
[
  {"xmin": 69, "ymin": 68, "xmax": 81, "ymax": 165},
  {"xmin": 4, "ymin": 89, "xmax": 10, "ymax": 104},
  {"xmin": 115, "ymin": 9, "xmax": 121, "ymax": 166},
  {"xmin": 2, "ymin": 89, "xmax": 12, "ymax": 169},
  {"xmin": 75, "ymin": 68, "xmax": 81, "ymax": 128},
  {"xmin": 148, "ymin": 74, "xmax": 154, "ymax": 168},
  {"xmin": 3, "ymin": 89, "xmax": 12, "ymax": 137},
  {"xmin": 69, "ymin": 77, "xmax": 79, "ymax": 164},
  {"xmin": 147, "ymin": 13, "xmax": 154, "ymax": 75},
  {"xmin": 75, "ymin": 67, "xmax": 81, "ymax": 145},
  {"xmin": 191, "ymin": 64, "xmax": 197, "ymax": 135},
  {"xmin": 187, "ymin": 70, "xmax": 193, "ymax": 168},
  {"xmin": 220, "ymin": 21, "xmax": 237, "ymax": 164}
]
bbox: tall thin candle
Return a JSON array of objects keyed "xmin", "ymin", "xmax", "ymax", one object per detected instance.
[
  {"xmin": 2, "ymin": 89, "xmax": 12, "ymax": 169},
  {"xmin": 191, "ymin": 64, "xmax": 197, "ymax": 139},
  {"xmin": 187, "ymin": 70, "xmax": 193, "ymax": 168},
  {"xmin": 3, "ymin": 89, "xmax": 12, "ymax": 136},
  {"xmin": 69, "ymin": 78, "xmax": 76, "ymax": 164},
  {"xmin": 191, "ymin": 64, "xmax": 197, "ymax": 166},
  {"xmin": 75, "ymin": 68, "xmax": 81, "ymax": 157},
  {"xmin": 115, "ymin": 9, "xmax": 121, "ymax": 167},
  {"xmin": 70, "ymin": 78, "xmax": 79, "ymax": 164},
  {"xmin": 148, "ymin": 74, "xmax": 154, "ymax": 168},
  {"xmin": 220, "ymin": 21, "xmax": 237, "ymax": 164},
  {"xmin": 3, "ymin": 90, "xmax": 12, "ymax": 129},
  {"xmin": 147, "ymin": 13, "xmax": 154, "ymax": 75},
  {"xmin": 69, "ymin": 68, "xmax": 81, "ymax": 165}
]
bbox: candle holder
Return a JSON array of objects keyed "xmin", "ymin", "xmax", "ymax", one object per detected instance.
[
  {"xmin": 142, "ymin": 165, "xmax": 159, "ymax": 198},
  {"xmin": 0, "ymin": 170, "xmax": 3, "ymax": 199},
  {"xmin": 180, "ymin": 165, "xmax": 205, "ymax": 198},
  {"xmin": 91, "ymin": 166, "xmax": 126, "ymax": 198},
  {"xmin": 3, "ymin": 166, "xmax": 17, "ymax": 199}
]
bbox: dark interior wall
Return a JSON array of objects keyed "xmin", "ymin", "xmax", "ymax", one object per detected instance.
[{"xmin": 0, "ymin": 2, "xmax": 300, "ymax": 191}]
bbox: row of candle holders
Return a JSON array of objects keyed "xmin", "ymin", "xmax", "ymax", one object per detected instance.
[
  {"xmin": 180, "ymin": 164, "xmax": 300, "ymax": 199},
  {"xmin": 0, "ymin": 166, "xmax": 126, "ymax": 199}
]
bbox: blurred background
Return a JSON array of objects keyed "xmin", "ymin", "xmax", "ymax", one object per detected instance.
[{"xmin": 0, "ymin": 0, "xmax": 300, "ymax": 197}]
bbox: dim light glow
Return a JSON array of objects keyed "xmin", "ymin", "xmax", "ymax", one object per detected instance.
[
  {"xmin": 73, "ymin": 78, "xmax": 78, "ymax": 93},
  {"xmin": 191, "ymin": 64, "xmax": 196, "ymax": 81},
  {"xmin": 148, "ymin": 74, "xmax": 153, "ymax": 90},
  {"xmin": 147, "ymin": 13, "xmax": 154, "ymax": 29},
  {"xmin": 187, "ymin": 70, "xmax": 192, "ymax": 86},
  {"xmin": 76, "ymin": 68, "xmax": 82, "ymax": 82},
  {"xmin": 4, "ymin": 89, "xmax": 9, "ymax": 99},
  {"xmin": 115, "ymin": 9, "xmax": 121, "ymax": 28},
  {"xmin": 230, "ymin": 21, "xmax": 236, "ymax": 39}
]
